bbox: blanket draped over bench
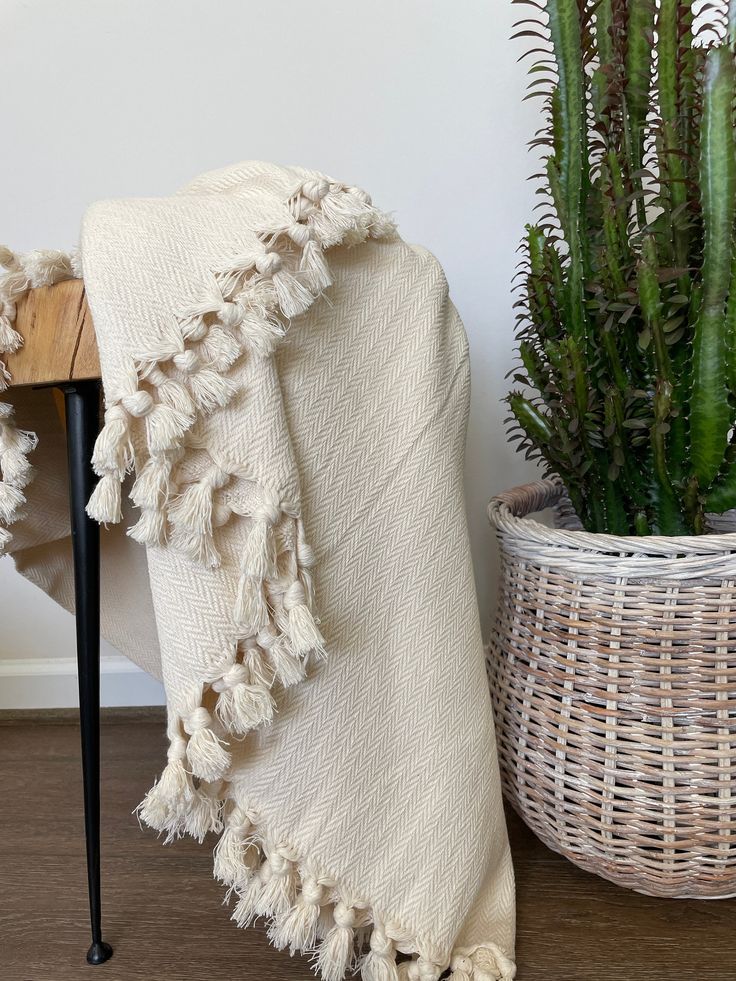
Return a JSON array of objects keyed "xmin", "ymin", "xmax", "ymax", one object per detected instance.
[{"xmin": 0, "ymin": 162, "xmax": 515, "ymax": 981}]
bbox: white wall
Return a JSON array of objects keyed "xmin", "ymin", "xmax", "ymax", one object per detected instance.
[{"xmin": 0, "ymin": 0, "xmax": 539, "ymax": 707}]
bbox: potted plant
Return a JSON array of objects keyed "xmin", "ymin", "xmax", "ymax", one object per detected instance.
[{"xmin": 488, "ymin": 0, "xmax": 736, "ymax": 897}]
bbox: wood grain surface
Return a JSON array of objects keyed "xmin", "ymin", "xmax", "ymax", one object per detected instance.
[
  {"xmin": 6, "ymin": 280, "xmax": 100, "ymax": 386},
  {"xmin": 1, "ymin": 718, "xmax": 735, "ymax": 981}
]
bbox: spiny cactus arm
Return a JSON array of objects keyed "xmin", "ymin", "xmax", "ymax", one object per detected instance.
[
  {"xmin": 590, "ymin": 0, "xmax": 613, "ymax": 126},
  {"xmin": 605, "ymin": 386, "xmax": 650, "ymax": 529},
  {"xmin": 563, "ymin": 334, "xmax": 592, "ymax": 431},
  {"xmin": 507, "ymin": 390, "xmax": 595, "ymax": 526},
  {"xmin": 526, "ymin": 225, "xmax": 558, "ymax": 338},
  {"xmin": 657, "ymin": 0, "xmax": 689, "ymax": 270},
  {"xmin": 638, "ymin": 236, "xmax": 671, "ymax": 383},
  {"xmin": 602, "ymin": 465, "xmax": 631, "ymax": 534},
  {"xmin": 546, "ymin": 0, "xmax": 587, "ymax": 346},
  {"xmin": 607, "ymin": 152, "xmax": 631, "ymax": 262},
  {"xmin": 690, "ymin": 45, "xmax": 736, "ymax": 490},
  {"xmin": 705, "ymin": 454, "xmax": 736, "ymax": 513},
  {"xmin": 599, "ymin": 160, "xmax": 627, "ymax": 296},
  {"xmin": 602, "ymin": 393, "xmax": 636, "ymax": 533},
  {"xmin": 677, "ymin": 3, "xmax": 698, "ymax": 212},
  {"xmin": 636, "ymin": 236, "xmax": 688, "ymax": 533},
  {"xmin": 518, "ymin": 340, "xmax": 551, "ymax": 395},
  {"xmin": 624, "ymin": 0, "xmax": 656, "ymax": 231},
  {"xmin": 508, "ymin": 392, "xmax": 553, "ymax": 445},
  {"xmin": 595, "ymin": 0, "xmax": 613, "ymax": 66},
  {"xmin": 652, "ymin": 381, "xmax": 690, "ymax": 534}
]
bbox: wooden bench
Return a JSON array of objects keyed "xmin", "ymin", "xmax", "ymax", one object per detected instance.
[{"xmin": 6, "ymin": 281, "xmax": 111, "ymax": 965}]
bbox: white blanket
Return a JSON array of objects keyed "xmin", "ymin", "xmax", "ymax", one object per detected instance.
[{"xmin": 1, "ymin": 162, "xmax": 515, "ymax": 981}]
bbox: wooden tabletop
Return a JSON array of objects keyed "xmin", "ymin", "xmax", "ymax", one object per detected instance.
[{"xmin": 5, "ymin": 279, "xmax": 100, "ymax": 387}]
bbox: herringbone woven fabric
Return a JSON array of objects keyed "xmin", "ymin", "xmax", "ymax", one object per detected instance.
[{"xmin": 2, "ymin": 162, "xmax": 515, "ymax": 980}]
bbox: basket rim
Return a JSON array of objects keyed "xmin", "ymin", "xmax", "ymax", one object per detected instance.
[{"xmin": 487, "ymin": 477, "xmax": 736, "ymax": 560}]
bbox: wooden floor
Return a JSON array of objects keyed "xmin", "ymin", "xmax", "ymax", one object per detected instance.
[{"xmin": 2, "ymin": 714, "xmax": 735, "ymax": 981}]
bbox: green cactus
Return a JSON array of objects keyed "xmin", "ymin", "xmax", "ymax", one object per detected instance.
[{"xmin": 508, "ymin": 0, "xmax": 736, "ymax": 534}]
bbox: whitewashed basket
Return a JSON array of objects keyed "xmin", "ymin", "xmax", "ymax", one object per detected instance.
[{"xmin": 487, "ymin": 478, "xmax": 736, "ymax": 898}]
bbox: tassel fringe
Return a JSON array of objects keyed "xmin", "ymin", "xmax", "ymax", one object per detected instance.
[
  {"xmin": 85, "ymin": 472, "xmax": 122, "ymax": 524},
  {"xmin": 235, "ymin": 574, "xmax": 270, "ymax": 633},
  {"xmin": 215, "ymin": 679, "xmax": 275, "ymax": 735},
  {"xmin": 184, "ymin": 707, "xmax": 231, "ymax": 782},
  {"xmin": 137, "ymin": 779, "xmax": 516, "ymax": 981},
  {"xmin": 0, "ymin": 481, "xmax": 25, "ymax": 523}
]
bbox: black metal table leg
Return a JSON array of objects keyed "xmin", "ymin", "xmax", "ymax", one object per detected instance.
[{"xmin": 60, "ymin": 379, "xmax": 113, "ymax": 966}]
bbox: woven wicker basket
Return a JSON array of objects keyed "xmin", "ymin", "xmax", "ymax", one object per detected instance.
[{"xmin": 487, "ymin": 478, "xmax": 736, "ymax": 898}]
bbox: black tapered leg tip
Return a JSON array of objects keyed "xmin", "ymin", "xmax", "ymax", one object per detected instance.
[{"xmin": 86, "ymin": 941, "xmax": 113, "ymax": 965}]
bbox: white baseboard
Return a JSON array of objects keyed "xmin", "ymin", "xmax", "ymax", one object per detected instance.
[{"xmin": 0, "ymin": 654, "xmax": 165, "ymax": 709}]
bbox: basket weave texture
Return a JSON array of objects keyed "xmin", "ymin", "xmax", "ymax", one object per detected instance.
[{"xmin": 487, "ymin": 478, "xmax": 736, "ymax": 898}]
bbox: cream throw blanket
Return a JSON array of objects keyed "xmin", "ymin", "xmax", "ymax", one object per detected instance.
[{"xmin": 0, "ymin": 162, "xmax": 515, "ymax": 981}]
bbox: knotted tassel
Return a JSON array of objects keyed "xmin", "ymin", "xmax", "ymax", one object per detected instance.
[
  {"xmin": 255, "ymin": 251, "xmax": 313, "ymax": 318},
  {"xmin": 242, "ymin": 503, "xmax": 279, "ymax": 580},
  {"xmin": 213, "ymin": 662, "xmax": 275, "ymax": 735},
  {"xmin": 217, "ymin": 300, "xmax": 244, "ymax": 329},
  {"xmin": 91, "ymin": 404, "xmax": 132, "ymax": 476},
  {"xmin": 86, "ymin": 472, "xmax": 122, "ymax": 524},
  {"xmin": 241, "ymin": 639, "xmax": 273, "ymax": 688},
  {"xmin": 183, "ymin": 785, "xmax": 223, "ymax": 842},
  {"xmin": 448, "ymin": 955, "xmax": 474, "ymax": 981},
  {"xmin": 300, "ymin": 238, "xmax": 333, "ymax": 292},
  {"xmin": 168, "ymin": 468, "xmax": 229, "ymax": 566},
  {"xmin": 317, "ymin": 186, "xmax": 370, "ymax": 231},
  {"xmin": 238, "ymin": 307, "xmax": 284, "ymax": 357},
  {"xmin": 317, "ymin": 901, "xmax": 356, "ymax": 981},
  {"xmin": 0, "ymin": 525, "xmax": 12, "ymax": 552},
  {"xmin": 0, "ymin": 428, "xmax": 37, "ymax": 487},
  {"xmin": 234, "ymin": 574, "xmax": 270, "ymax": 634},
  {"xmin": 136, "ymin": 736, "xmax": 221, "ymax": 843},
  {"xmin": 146, "ymin": 401, "xmax": 194, "ymax": 453},
  {"xmin": 460, "ymin": 945, "xmax": 515, "ymax": 981},
  {"xmin": 198, "ymin": 326, "xmax": 242, "ymax": 372},
  {"xmin": 169, "ymin": 479, "xmax": 215, "ymax": 534},
  {"xmin": 22, "ymin": 248, "xmax": 74, "ymax": 288},
  {"xmin": 255, "ymin": 850, "xmax": 298, "ymax": 918},
  {"xmin": 269, "ymin": 876, "xmax": 325, "ymax": 953},
  {"xmin": 283, "ymin": 580, "xmax": 325, "ymax": 658},
  {"xmin": 184, "ymin": 707, "xmax": 231, "ymax": 782},
  {"xmin": 0, "ymin": 246, "xmax": 19, "ymax": 269},
  {"xmin": 170, "ymin": 526, "xmax": 222, "ymax": 567},
  {"xmin": 213, "ymin": 806, "xmax": 254, "ymax": 888},
  {"xmin": 362, "ymin": 925, "xmax": 399, "ymax": 981},
  {"xmin": 0, "ymin": 316, "xmax": 22, "ymax": 353},
  {"xmin": 87, "ymin": 400, "xmax": 138, "ymax": 522},
  {"xmin": 130, "ymin": 456, "xmax": 171, "ymax": 511},
  {"xmin": 213, "ymin": 250, "xmax": 260, "ymax": 296},
  {"xmin": 127, "ymin": 507, "xmax": 167, "ymax": 546},
  {"xmin": 189, "ymin": 367, "xmax": 237, "ymax": 413},
  {"xmin": 0, "ymin": 481, "xmax": 24, "ymax": 523},
  {"xmin": 143, "ymin": 365, "xmax": 197, "ymax": 419},
  {"xmin": 136, "ymin": 751, "xmax": 190, "ymax": 835},
  {"xmin": 232, "ymin": 871, "xmax": 266, "ymax": 929},
  {"xmin": 286, "ymin": 219, "xmax": 333, "ymax": 293},
  {"xmin": 258, "ymin": 625, "xmax": 305, "ymax": 688}
]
